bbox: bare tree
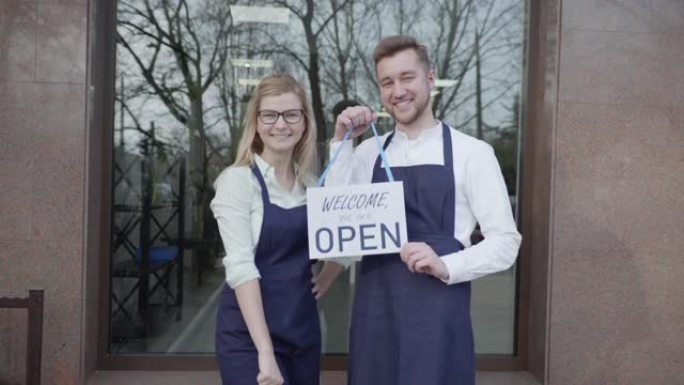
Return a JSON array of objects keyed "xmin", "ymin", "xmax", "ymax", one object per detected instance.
[
  {"xmin": 213, "ymin": 25, "xmax": 268, "ymax": 165},
  {"xmin": 255, "ymin": 0, "xmax": 352, "ymax": 142},
  {"xmin": 116, "ymin": 0, "xmax": 523, "ymax": 202},
  {"xmin": 321, "ymin": 0, "xmax": 356, "ymax": 101},
  {"xmin": 318, "ymin": 0, "xmax": 387, "ymax": 107},
  {"xmin": 434, "ymin": 0, "xmax": 523, "ymax": 130},
  {"xmin": 116, "ymin": 0, "xmax": 232, "ymax": 238},
  {"xmin": 429, "ymin": 0, "xmax": 476, "ymax": 119}
]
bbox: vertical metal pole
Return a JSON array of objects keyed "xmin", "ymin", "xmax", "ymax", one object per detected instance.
[
  {"xmin": 177, "ymin": 158, "xmax": 186, "ymax": 318},
  {"xmin": 139, "ymin": 133, "xmax": 151, "ymax": 336},
  {"xmin": 119, "ymin": 76, "xmax": 125, "ymax": 148}
]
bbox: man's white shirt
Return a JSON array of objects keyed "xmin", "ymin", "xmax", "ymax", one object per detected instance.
[{"xmin": 325, "ymin": 121, "xmax": 521, "ymax": 285}]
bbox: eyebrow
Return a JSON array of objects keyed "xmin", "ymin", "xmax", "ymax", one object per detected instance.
[{"xmin": 258, "ymin": 106, "xmax": 303, "ymax": 111}]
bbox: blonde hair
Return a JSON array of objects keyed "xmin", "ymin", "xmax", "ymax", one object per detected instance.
[{"xmin": 233, "ymin": 74, "xmax": 318, "ymax": 184}]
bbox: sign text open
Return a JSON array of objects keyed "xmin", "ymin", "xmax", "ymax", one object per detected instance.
[{"xmin": 307, "ymin": 182, "xmax": 407, "ymax": 259}]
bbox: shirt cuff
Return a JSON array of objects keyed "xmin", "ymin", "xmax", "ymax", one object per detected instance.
[
  {"xmin": 323, "ymin": 256, "xmax": 353, "ymax": 269},
  {"xmin": 440, "ymin": 251, "xmax": 470, "ymax": 285},
  {"xmin": 224, "ymin": 259, "xmax": 261, "ymax": 289}
]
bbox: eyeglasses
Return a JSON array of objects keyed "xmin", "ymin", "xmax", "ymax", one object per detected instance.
[{"xmin": 258, "ymin": 109, "xmax": 305, "ymax": 124}]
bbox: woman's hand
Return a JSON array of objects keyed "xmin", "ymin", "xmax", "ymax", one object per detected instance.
[
  {"xmin": 257, "ymin": 351, "xmax": 284, "ymax": 385},
  {"xmin": 311, "ymin": 261, "xmax": 344, "ymax": 299},
  {"xmin": 232, "ymin": 280, "xmax": 282, "ymax": 384}
]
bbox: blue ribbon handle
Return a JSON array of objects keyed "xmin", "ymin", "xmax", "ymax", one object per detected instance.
[
  {"xmin": 317, "ymin": 122, "xmax": 395, "ymax": 187},
  {"xmin": 370, "ymin": 123, "xmax": 395, "ymax": 183}
]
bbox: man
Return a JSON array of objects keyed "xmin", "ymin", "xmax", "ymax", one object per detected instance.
[{"xmin": 326, "ymin": 35, "xmax": 522, "ymax": 385}]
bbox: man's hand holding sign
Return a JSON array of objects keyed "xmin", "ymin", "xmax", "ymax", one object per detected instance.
[
  {"xmin": 308, "ymin": 108, "xmax": 408, "ymax": 260},
  {"xmin": 309, "ymin": 105, "xmax": 449, "ymax": 281},
  {"xmin": 400, "ymin": 242, "xmax": 449, "ymax": 281}
]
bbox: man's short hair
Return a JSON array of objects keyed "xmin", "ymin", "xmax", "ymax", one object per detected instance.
[{"xmin": 373, "ymin": 35, "xmax": 431, "ymax": 71}]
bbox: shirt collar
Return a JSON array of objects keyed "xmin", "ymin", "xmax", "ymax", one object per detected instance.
[
  {"xmin": 254, "ymin": 154, "xmax": 273, "ymax": 177},
  {"xmin": 254, "ymin": 154, "xmax": 305, "ymax": 192},
  {"xmin": 393, "ymin": 120, "xmax": 442, "ymax": 141}
]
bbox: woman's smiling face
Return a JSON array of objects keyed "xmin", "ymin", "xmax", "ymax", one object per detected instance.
[{"xmin": 256, "ymin": 92, "xmax": 306, "ymax": 159}]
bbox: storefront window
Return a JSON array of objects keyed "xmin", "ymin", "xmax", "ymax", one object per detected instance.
[{"xmin": 108, "ymin": 0, "xmax": 525, "ymax": 356}]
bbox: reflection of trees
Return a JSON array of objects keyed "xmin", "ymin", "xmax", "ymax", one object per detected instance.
[
  {"xmin": 429, "ymin": 0, "xmax": 523, "ymax": 132},
  {"xmin": 257, "ymin": 0, "xmax": 352, "ymax": 142},
  {"xmin": 215, "ymin": 66, "xmax": 243, "ymax": 164},
  {"xmin": 491, "ymin": 93, "xmax": 520, "ymax": 196},
  {"xmin": 322, "ymin": 0, "xmax": 365, "ymax": 102},
  {"xmin": 115, "ymin": 0, "xmax": 525, "ymax": 231},
  {"xmin": 117, "ymin": 0, "xmax": 232, "ymax": 238}
]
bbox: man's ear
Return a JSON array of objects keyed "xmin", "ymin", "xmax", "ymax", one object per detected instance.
[{"xmin": 427, "ymin": 69, "xmax": 436, "ymax": 89}]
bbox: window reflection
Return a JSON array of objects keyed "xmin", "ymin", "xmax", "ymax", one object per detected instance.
[{"xmin": 110, "ymin": 0, "xmax": 525, "ymax": 355}]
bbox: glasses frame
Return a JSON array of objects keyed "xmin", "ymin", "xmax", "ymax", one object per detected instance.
[{"xmin": 258, "ymin": 109, "xmax": 305, "ymax": 124}]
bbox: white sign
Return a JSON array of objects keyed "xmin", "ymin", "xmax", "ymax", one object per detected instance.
[{"xmin": 306, "ymin": 182, "xmax": 407, "ymax": 260}]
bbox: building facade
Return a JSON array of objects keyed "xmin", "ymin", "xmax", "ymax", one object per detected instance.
[{"xmin": 1, "ymin": 0, "xmax": 683, "ymax": 384}]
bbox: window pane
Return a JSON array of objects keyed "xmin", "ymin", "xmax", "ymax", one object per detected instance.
[{"xmin": 109, "ymin": 0, "xmax": 526, "ymax": 356}]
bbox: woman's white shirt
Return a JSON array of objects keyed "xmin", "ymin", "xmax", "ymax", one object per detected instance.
[
  {"xmin": 211, "ymin": 155, "xmax": 310, "ymax": 289},
  {"xmin": 211, "ymin": 155, "xmax": 347, "ymax": 289}
]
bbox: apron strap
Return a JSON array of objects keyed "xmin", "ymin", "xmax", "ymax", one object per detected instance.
[
  {"xmin": 250, "ymin": 164, "xmax": 270, "ymax": 205},
  {"xmin": 441, "ymin": 122, "xmax": 453, "ymax": 170},
  {"xmin": 440, "ymin": 122, "xmax": 455, "ymax": 234},
  {"xmin": 383, "ymin": 132, "xmax": 395, "ymax": 150},
  {"xmin": 373, "ymin": 122, "xmax": 452, "ymax": 179},
  {"xmin": 372, "ymin": 132, "xmax": 394, "ymax": 176},
  {"xmin": 317, "ymin": 122, "xmax": 395, "ymax": 187}
]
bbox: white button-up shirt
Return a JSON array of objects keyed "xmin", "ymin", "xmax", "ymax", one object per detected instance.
[
  {"xmin": 326, "ymin": 122, "xmax": 521, "ymax": 285},
  {"xmin": 210, "ymin": 156, "xmax": 310, "ymax": 289},
  {"xmin": 211, "ymin": 155, "xmax": 348, "ymax": 289}
]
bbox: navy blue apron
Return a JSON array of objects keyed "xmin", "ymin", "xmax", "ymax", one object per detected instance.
[
  {"xmin": 216, "ymin": 164, "xmax": 320, "ymax": 385},
  {"xmin": 348, "ymin": 122, "xmax": 474, "ymax": 385}
]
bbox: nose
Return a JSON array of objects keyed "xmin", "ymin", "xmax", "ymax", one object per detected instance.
[
  {"xmin": 272, "ymin": 114, "xmax": 288, "ymax": 129},
  {"xmin": 392, "ymin": 82, "xmax": 407, "ymax": 99}
]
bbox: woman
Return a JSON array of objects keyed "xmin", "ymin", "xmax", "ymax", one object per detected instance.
[{"xmin": 211, "ymin": 74, "xmax": 344, "ymax": 385}]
